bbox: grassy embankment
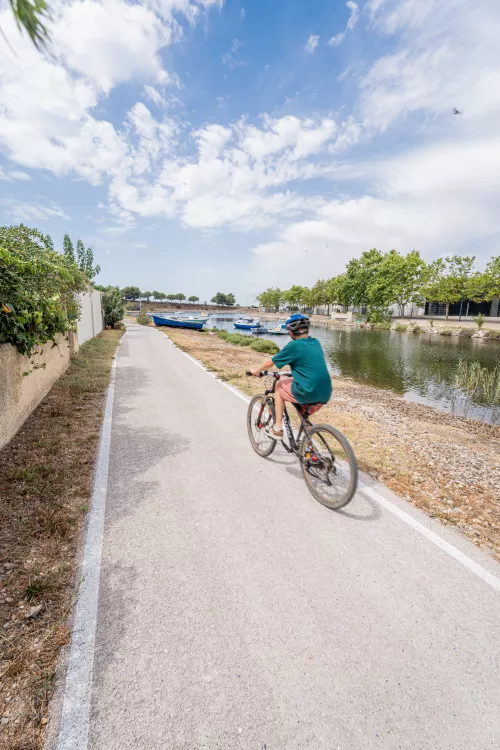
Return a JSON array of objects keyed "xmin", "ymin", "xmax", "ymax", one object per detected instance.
[
  {"xmin": 164, "ymin": 327, "xmax": 500, "ymax": 561},
  {"xmin": 0, "ymin": 330, "xmax": 122, "ymax": 750}
]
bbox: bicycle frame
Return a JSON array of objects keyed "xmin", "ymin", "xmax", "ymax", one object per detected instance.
[{"xmin": 263, "ymin": 380, "xmax": 312, "ymax": 456}]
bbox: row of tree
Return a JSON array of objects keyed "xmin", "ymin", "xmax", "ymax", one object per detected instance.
[
  {"xmin": 257, "ymin": 250, "xmax": 500, "ymax": 320},
  {"xmin": 107, "ymin": 287, "xmax": 237, "ymax": 306}
]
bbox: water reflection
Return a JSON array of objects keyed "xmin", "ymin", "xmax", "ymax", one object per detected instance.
[{"xmin": 206, "ymin": 315, "xmax": 500, "ymax": 423}]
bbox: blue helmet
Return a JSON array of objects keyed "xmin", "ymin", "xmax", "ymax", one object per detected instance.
[{"xmin": 286, "ymin": 313, "xmax": 310, "ymax": 334}]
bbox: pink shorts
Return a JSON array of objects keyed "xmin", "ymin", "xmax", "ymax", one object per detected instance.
[{"xmin": 276, "ymin": 378, "xmax": 323, "ymax": 415}]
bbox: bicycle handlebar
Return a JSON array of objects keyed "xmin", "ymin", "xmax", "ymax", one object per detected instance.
[{"xmin": 245, "ymin": 370, "xmax": 292, "ymax": 378}]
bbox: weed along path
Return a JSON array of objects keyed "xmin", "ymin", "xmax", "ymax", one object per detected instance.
[{"xmin": 54, "ymin": 323, "xmax": 500, "ymax": 750}]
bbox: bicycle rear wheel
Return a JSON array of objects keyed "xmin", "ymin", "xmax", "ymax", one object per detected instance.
[
  {"xmin": 300, "ymin": 424, "xmax": 357, "ymax": 509},
  {"xmin": 247, "ymin": 394, "xmax": 277, "ymax": 457}
]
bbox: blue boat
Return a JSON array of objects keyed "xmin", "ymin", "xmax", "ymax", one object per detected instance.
[
  {"xmin": 234, "ymin": 317, "xmax": 260, "ymax": 329},
  {"xmin": 152, "ymin": 315, "xmax": 204, "ymax": 330}
]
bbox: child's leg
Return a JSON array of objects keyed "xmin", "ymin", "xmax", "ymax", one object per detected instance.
[{"xmin": 274, "ymin": 387, "xmax": 285, "ymax": 430}]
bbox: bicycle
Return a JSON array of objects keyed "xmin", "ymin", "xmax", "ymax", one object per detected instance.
[{"xmin": 246, "ymin": 371, "xmax": 358, "ymax": 509}]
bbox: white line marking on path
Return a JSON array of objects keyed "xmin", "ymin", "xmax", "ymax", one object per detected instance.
[
  {"xmin": 170, "ymin": 334, "xmax": 500, "ymax": 594},
  {"xmin": 56, "ymin": 343, "xmax": 120, "ymax": 750}
]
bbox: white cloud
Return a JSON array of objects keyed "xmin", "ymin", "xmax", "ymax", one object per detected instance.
[
  {"xmin": 0, "ymin": 168, "xmax": 31, "ymax": 181},
  {"xmin": 222, "ymin": 38, "xmax": 244, "ymax": 68},
  {"xmin": 0, "ymin": 199, "xmax": 69, "ymax": 223},
  {"xmin": 305, "ymin": 34, "xmax": 320, "ymax": 54},
  {"xmin": 328, "ymin": 1, "xmax": 359, "ymax": 46},
  {"xmin": 144, "ymin": 85, "xmax": 167, "ymax": 108},
  {"xmin": 328, "ymin": 33, "xmax": 345, "ymax": 47},
  {"xmin": 52, "ymin": 0, "xmax": 174, "ymax": 94},
  {"xmin": 346, "ymin": 1, "xmax": 360, "ymax": 30},
  {"xmin": 360, "ymin": 0, "xmax": 500, "ymax": 130}
]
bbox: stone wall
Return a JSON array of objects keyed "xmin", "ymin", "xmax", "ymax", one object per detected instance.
[{"xmin": 0, "ymin": 332, "xmax": 78, "ymax": 451}]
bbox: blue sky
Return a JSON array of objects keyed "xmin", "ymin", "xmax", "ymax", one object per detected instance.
[{"xmin": 0, "ymin": 0, "xmax": 499, "ymax": 303}]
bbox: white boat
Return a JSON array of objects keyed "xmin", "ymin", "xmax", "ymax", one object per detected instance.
[
  {"xmin": 234, "ymin": 317, "xmax": 260, "ymax": 330},
  {"xmin": 268, "ymin": 323, "xmax": 289, "ymax": 335}
]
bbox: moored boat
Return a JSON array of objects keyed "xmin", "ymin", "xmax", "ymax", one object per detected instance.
[
  {"xmin": 152, "ymin": 315, "xmax": 204, "ymax": 330},
  {"xmin": 234, "ymin": 317, "xmax": 260, "ymax": 329},
  {"xmin": 268, "ymin": 324, "xmax": 289, "ymax": 335}
]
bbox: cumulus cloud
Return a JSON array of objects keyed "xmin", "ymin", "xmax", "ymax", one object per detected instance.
[{"xmin": 305, "ymin": 34, "xmax": 320, "ymax": 54}]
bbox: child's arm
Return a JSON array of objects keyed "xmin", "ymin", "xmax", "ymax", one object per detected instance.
[{"xmin": 250, "ymin": 358, "xmax": 274, "ymax": 377}]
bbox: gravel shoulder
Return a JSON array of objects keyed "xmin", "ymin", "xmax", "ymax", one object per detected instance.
[{"xmin": 166, "ymin": 328, "xmax": 500, "ymax": 560}]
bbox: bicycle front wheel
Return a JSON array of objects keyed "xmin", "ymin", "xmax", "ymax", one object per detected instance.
[
  {"xmin": 300, "ymin": 424, "xmax": 358, "ymax": 509},
  {"xmin": 247, "ymin": 394, "xmax": 277, "ymax": 457}
]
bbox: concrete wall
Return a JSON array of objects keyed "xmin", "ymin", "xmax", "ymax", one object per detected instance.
[
  {"xmin": 0, "ymin": 332, "xmax": 78, "ymax": 451},
  {"xmin": 77, "ymin": 290, "xmax": 104, "ymax": 345}
]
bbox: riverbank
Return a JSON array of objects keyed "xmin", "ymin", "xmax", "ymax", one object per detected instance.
[{"xmin": 164, "ymin": 328, "xmax": 500, "ymax": 561}]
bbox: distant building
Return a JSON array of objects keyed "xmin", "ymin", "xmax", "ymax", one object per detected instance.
[{"xmin": 424, "ymin": 298, "xmax": 499, "ymax": 318}]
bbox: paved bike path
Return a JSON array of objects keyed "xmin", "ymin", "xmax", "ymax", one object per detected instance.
[{"xmin": 86, "ymin": 323, "xmax": 499, "ymax": 749}]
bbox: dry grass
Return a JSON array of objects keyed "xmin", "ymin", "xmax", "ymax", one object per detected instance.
[
  {"xmin": 166, "ymin": 328, "xmax": 500, "ymax": 559},
  {"xmin": 0, "ymin": 330, "xmax": 122, "ymax": 750}
]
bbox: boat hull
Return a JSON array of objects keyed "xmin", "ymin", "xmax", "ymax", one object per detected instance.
[
  {"xmin": 234, "ymin": 322, "xmax": 259, "ymax": 329},
  {"xmin": 152, "ymin": 315, "xmax": 204, "ymax": 330}
]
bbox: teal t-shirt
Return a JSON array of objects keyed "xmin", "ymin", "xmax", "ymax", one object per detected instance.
[{"xmin": 271, "ymin": 337, "xmax": 332, "ymax": 405}]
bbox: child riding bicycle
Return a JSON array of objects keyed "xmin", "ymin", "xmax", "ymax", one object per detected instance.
[{"xmin": 249, "ymin": 313, "xmax": 332, "ymax": 439}]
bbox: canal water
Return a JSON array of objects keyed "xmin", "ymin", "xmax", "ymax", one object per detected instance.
[{"xmin": 207, "ymin": 314, "xmax": 500, "ymax": 423}]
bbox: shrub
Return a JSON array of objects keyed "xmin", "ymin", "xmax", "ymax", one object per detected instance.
[
  {"xmin": 394, "ymin": 324, "xmax": 408, "ymax": 332},
  {"xmin": 366, "ymin": 308, "xmax": 392, "ymax": 323},
  {"xmin": 439, "ymin": 328, "xmax": 453, "ymax": 336},
  {"xmin": 137, "ymin": 310, "xmax": 151, "ymax": 326},
  {"xmin": 410, "ymin": 324, "xmax": 424, "ymax": 333},
  {"xmin": 217, "ymin": 330, "xmax": 229, "ymax": 340},
  {"xmin": 102, "ymin": 288, "xmax": 124, "ymax": 327},
  {"xmin": 226, "ymin": 333, "xmax": 252, "ymax": 346},
  {"xmin": 372, "ymin": 322, "xmax": 391, "ymax": 330},
  {"xmin": 473, "ymin": 313, "xmax": 485, "ymax": 330},
  {"xmin": 250, "ymin": 338, "xmax": 279, "ymax": 354},
  {"xmin": 0, "ymin": 224, "xmax": 89, "ymax": 356},
  {"xmin": 456, "ymin": 327, "xmax": 474, "ymax": 338}
]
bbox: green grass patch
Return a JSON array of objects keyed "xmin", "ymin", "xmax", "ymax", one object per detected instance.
[{"xmin": 394, "ymin": 323, "xmax": 408, "ymax": 332}]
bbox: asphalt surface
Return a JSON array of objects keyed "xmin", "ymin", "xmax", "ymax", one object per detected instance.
[{"xmin": 87, "ymin": 323, "xmax": 500, "ymax": 749}]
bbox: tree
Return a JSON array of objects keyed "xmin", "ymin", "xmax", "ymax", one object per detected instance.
[
  {"xmin": 142, "ymin": 291, "xmax": 152, "ymax": 302},
  {"xmin": 9, "ymin": 0, "xmax": 50, "ymax": 50},
  {"xmin": 326, "ymin": 275, "xmax": 352, "ymax": 311},
  {"xmin": 152, "ymin": 290, "xmax": 162, "ymax": 301},
  {"xmin": 0, "ymin": 224, "xmax": 88, "ymax": 356},
  {"xmin": 102, "ymin": 287, "xmax": 124, "ymax": 327},
  {"xmin": 156, "ymin": 292, "xmax": 167, "ymax": 302},
  {"xmin": 343, "ymin": 248, "xmax": 387, "ymax": 311},
  {"xmin": 44, "ymin": 234, "xmax": 54, "ymax": 252},
  {"xmin": 84, "ymin": 246, "xmax": 100, "ymax": 281},
  {"xmin": 76, "ymin": 239, "xmax": 86, "ymax": 271},
  {"xmin": 282, "ymin": 285, "xmax": 307, "ymax": 311},
  {"xmin": 256, "ymin": 288, "xmax": 282, "ymax": 311},
  {"xmin": 311, "ymin": 280, "xmax": 327, "ymax": 312},
  {"xmin": 176, "ymin": 293, "xmax": 186, "ymax": 303},
  {"xmin": 468, "ymin": 256, "xmax": 500, "ymax": 303},
  {"xmin": 423, "ymin": 255, "xmax": 476, "ymax": 319},
  {"xmin": 211, "ymin": 292, "xmax": 235, "ymax": 306},
  {"xmin": 166, "ymin": 294, "xmax": 177, "ymax": 303},
  {"xmin": 188, "ymin": 295, "xmax": 200, "ymax": 304},
  {"xmin": 63, "ymin": 234, "xmax": 75, "ymax": 263},
  {"xmin": 122, "ymin": 286, "xmax": 141, "ymax": 300},
  {"xmin": 375, "ymin": 250, "xmax": 427, "ymax": 317}
]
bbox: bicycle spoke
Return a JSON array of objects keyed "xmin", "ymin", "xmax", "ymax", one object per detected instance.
[
  {"xmin": 247, "ymin": 395, "xmax": 277, "ymax": 457},
  {"xmin": 301, "ymin": 426, "xmax": 357, "ymax": 509}
]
